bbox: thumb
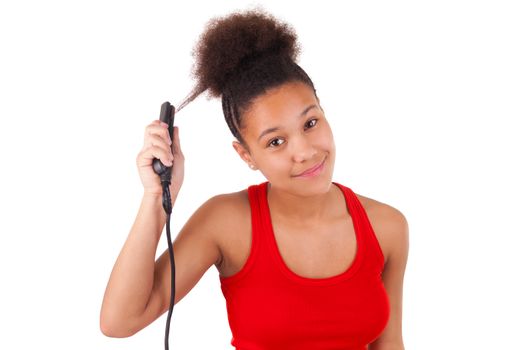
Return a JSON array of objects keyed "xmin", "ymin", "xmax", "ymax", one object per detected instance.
[{"xmin": 171, "ymin": 126, "xmax": 181, "ymax": 154}]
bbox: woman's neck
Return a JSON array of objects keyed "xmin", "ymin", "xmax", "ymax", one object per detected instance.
[{"xmin": 266, "ymin": 182, "xmax": 341, "ymax": 226}]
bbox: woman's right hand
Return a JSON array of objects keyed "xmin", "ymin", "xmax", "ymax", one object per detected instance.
[{"xmin": 136, "ymin": 119, "xmax": 184, "ymax": 199}]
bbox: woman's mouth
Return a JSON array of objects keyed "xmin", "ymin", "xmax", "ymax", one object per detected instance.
[{"xmin": 293, "ymin": 157, "xmax": 326, "ymax": 178}]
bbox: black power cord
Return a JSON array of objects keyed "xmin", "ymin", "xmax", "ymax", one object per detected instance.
[
  {"xmin": 152, "ymin": 102, "xmax": 176, "ymax": 350},
  {"xmin": 161, "ymin": 181, "xmax": 175, "ymax": 350}
]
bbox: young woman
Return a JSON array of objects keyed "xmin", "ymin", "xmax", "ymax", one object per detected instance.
[{"xmin": 100, "ymin": 8, "xmax": 409, "ymax": 350}]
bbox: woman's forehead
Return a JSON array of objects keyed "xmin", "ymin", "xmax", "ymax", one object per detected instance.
[{"xmin": 244, "ymin": 81, "xmax": 318, "ymax": 127}]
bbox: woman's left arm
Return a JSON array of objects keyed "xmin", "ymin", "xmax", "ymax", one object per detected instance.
[{"xmin": 369, "ymin": 207, "xmax": 410, "ymax": 350}]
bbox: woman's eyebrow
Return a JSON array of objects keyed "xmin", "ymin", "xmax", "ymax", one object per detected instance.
[{"xmin": 257, "ymin": 104, "xmax": 318, "ymax": 142}]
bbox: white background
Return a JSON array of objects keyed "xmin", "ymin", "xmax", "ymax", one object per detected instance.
[{"xmin": 1, "ymin": 0, "xmax": 524, "ymax": 349}]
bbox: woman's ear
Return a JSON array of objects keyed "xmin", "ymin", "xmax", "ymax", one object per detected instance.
[{"xmin": 232, "ymin": 140, "xmax": 255, "ymax": 167}]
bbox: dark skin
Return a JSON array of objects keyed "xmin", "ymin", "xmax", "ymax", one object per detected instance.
[
  {"xmin": 233, "ymin": 81, "xmax": 337, "ymax": 224},
  {"xmin": 229, "ymin": 80, "xmax": 408, "ymax": 348},
  {"xmin": 102, "ymin": 81, "xmax": 408, "ymax": 349}
]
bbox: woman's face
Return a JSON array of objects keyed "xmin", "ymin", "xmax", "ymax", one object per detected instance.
[{"xmin": 233, "ymin": 80, "xmax": 336, "ymax": 196}]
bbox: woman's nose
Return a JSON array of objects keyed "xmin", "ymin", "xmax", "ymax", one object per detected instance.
[{"xmin": 291, "ymin": 135, "xmax": 317, "ymax": 163}]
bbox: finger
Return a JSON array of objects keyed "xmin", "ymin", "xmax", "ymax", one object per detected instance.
[
  {"xmin": 145, "ymin": 124, "xmax": 172, "ymax": 146},
  {"xmin": 146, "ymin": 121, "xmax": 169, "ymax": 133},
  {"xmin": 171, "ymin": 126, "xmax": 182, "ymax": 155},
  {"xmin": 152, "ymin": 119, "xmax": 169, "ymax": 127},
  {"xmin": 142, "ymin": 144, "xmax": 174, "ymax": 166},
  {"xmin": 150, "ymin": 119, "xmax": 163, "ymax": 128},
  {"xmin": 145, "ymin": 134, "xmax": 173, "ymax": 155}
]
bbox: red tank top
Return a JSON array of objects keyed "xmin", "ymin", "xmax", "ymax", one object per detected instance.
[{"xmin": 219, "ymin": 181, "xmax": 390, "ymax": 350}]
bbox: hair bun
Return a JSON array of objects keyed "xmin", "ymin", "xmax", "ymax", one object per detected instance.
[{"xmin": 191, "ymin": 8, "xmax": 301, "ymax": 99}]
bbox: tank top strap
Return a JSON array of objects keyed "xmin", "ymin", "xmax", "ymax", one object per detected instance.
[
  {"xmin": 249, "ymin": 181, "xmax": 276, "ymax": 259},
  {"xmin": 247, "ymin": 182, "xmax": 265, "ymax": 235},
  {"xmin": 333, "ymin": 182, "xmax": 386, "ymax": 271},
  {"xmin": 218, "ymin": 183, "xmax": 265, "ymax": 286}
]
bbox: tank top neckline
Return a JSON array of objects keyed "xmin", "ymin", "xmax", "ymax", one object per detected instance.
[{"xmin": 261, "ymin": 181, "xmax": 365, "ymax": 286}]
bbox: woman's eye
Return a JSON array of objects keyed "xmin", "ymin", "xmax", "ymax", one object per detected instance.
[
  {"xmin": 305, "ymin": 118, "xmax": 318, "ymax": 129},
  {"xmin": 266, "ymin": 119, "xmax": 318, "ymax": 148},
  {"xmin": 268, "ymin": 138, "xmax": 284, "ymax": 148}
]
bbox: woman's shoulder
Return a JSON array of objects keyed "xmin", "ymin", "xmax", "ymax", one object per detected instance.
[
  {"xmin": 200, "ymin": 188, "xmax": 251, "ymax": 229},
  {"xmin": 353, "ymin": 192, "xmax": 396, "ymax": 214},
  {"xmin": 207, "ymin": 187, "xmax": 250, "ymax": 210},
  {"xmin": 352, "ymin": 191, "xmax": 409, "ymax": 265},
  {"xmin": 199, "ymin": 188, "xmax": 252, "ymax": 271},
  {"xmin": 354, "ymin": 193, "xmax": 407, "ymax": 226},
  {"xmin": 336, "ymin": 183, "xmax": 402, "ymax": 217}
]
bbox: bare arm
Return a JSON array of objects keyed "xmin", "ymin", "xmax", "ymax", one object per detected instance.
[
  {"xmin": 369, "ymin": 206, "xmax": 409, "ymax": 350},
  {"xmin": 99, "ymin": 192, "xmax": 224, "ymax": 338},
  {"xmin": 100, "ymin": 119, "xmax": 222, "ymax": 337},
  {"xmin": 99, "ymin": 192, "xmax": 170, "ymax": 337}
]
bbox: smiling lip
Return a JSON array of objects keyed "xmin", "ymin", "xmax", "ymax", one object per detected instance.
[{"xmin": 294, "ymin": 157, "xmax": 326, "ymax": 177}]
